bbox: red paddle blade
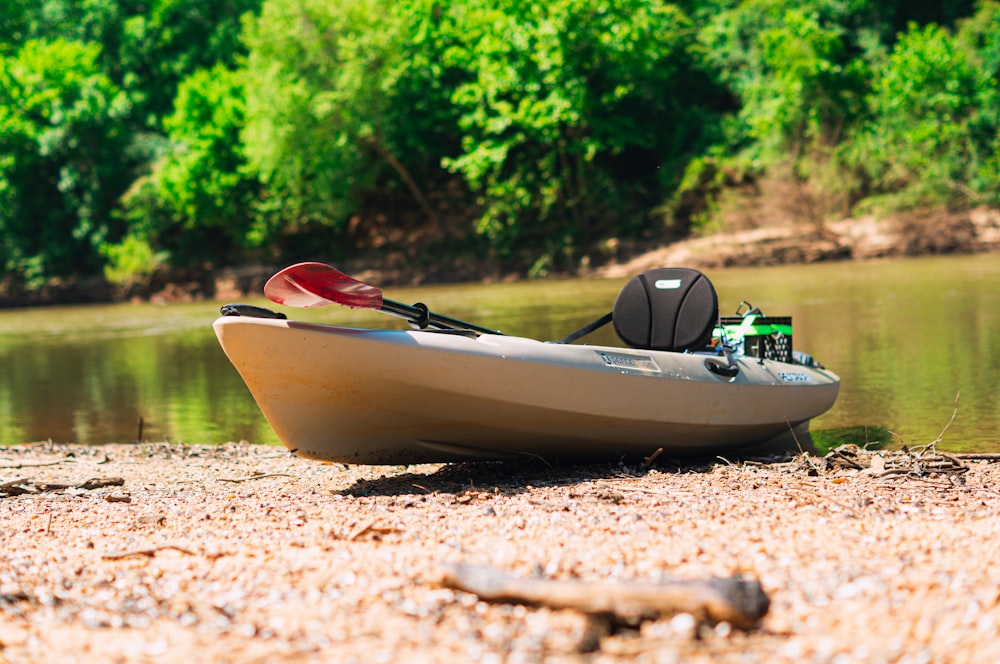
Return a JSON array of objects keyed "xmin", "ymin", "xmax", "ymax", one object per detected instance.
[{"xmin": 264, "ymin": 262, "xmax": 384, "ymax": 309}]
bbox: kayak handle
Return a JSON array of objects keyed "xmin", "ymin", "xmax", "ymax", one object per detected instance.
[{"xmin": 705, "ymin": 358, "xmax": 740, "ymax": 379}]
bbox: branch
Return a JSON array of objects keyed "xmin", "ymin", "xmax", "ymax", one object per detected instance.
[
  {"xmin": 365, "ymin": 136, "xmax": 441, "ymax": 231},
  {"xmin": 433, "ymin": 563, "xmax": 769, "ymax": 629}
]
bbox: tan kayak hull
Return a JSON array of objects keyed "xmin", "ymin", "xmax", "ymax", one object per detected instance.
[{"xmin": 214, "ymin": 317, "xmax": 840, "ymax": 464}]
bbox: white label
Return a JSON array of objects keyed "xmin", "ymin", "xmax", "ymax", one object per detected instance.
[
  {"xmin": 654, "ymin": 279, "xmax": 682, "ymax": 289},
  {"xmin": 598, "ymin": 351, "xmax": 661, "ymax": 372},
  {"xmin": 779, "ymin": 372, "xmax": 812, "ymax": 383}
]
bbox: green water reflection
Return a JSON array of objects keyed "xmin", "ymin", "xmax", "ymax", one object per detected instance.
[{"xmin": 1, "ymin": 253, "xmax": 998, "ymax": 451}]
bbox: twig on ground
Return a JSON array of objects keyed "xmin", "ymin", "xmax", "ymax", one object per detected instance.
[
  {"xmin": 785, "ymin": 485, "xmax": 860, "ymax": 517},
  {"xmin": 101, "ymin": 545, "xmax": 197, "ymax": 560},
  {"xmin": 788, "ymin": 420, "xmax": 821, "ymax": 475},
  {"xmin": 217, "ymin": 473, "xmax": 296, "ymax": 483},
  {"xmin": 1, "ymin": 477, "xmax": 124, "ymax": 497},
  {"xmin": 345, "ymin": 518, "xmax": 376, "ymax": 541},
  {"xmin": 825, "ymin": 447, "xmax": 867, "ymax": 471},
  {"xmin": 78, "ymin": 477, "xmax": 126, "ymax": 490},
  {"xmin": 0, "ymin": 460, "xmax": 67, "ymax": 469},
  {"xmin": 954, "ymin": 453, "xmax": 1000, "ymax": 461},
  {"xmin": 610, "ymin": 486, "xmax": 696, "ymax": 498},
  {"xmin": 928, "ymin": 392, "xmax": 961, "ymax": 448},
  {"xmin": 433, "ymin": 562, "xmax": 770, "ymax": 629},
  {"xmin": 880, "ymin": 450, "xmax": 968, "ymax": 479},
  {"xmin": 824, "ymin": 443, "xmax": 969, "ymax": 482},
  {"xmin": 0, "ymin": 479, "xmax": 34, "ymax": 496},
  {"xmin": 342, "ymin": 518, "xmax": 403, "ymax": 541},
  {"xmin": 638, "ymin": 447, "xmax": 664, "ymax": 473}
]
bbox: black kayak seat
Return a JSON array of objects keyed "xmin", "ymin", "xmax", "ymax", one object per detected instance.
[{"xmin": 612, "ymin": 267, "xmax": 718, "ymax": 352}]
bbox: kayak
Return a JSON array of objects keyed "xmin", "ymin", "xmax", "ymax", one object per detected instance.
[{"xmin": 213, "ymin": 281, "xmax": 840, "ymax": 464}]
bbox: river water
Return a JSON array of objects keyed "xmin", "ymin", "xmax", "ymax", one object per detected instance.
[{"xmin": 1, "ymin": 254, "xmax": 998, "ymax": 452}]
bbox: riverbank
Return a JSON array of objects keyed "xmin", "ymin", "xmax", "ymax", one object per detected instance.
[
  {"xmin": 3, "ymin": 207, "xmax": 999, "ymax": 307},
  {"xmin": 221, "ymin": 207, "xmax": 1000, "ymax": 298},
  {"xmin": 2, "ymin": 441, "xmax": 999, "ymax": 662},
  {"xmin": 594, "ymin": 206, "xmax": 1000, "ymax": 278}
]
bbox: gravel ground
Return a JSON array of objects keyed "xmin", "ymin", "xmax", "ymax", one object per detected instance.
[{"xmin": 1, "ymin": 441, "xmax": 999, "ymax": 663}]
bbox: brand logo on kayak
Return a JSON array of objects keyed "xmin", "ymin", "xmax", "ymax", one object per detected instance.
[
  {"xmin": 779, "ymin": 372, "xmax": 812, "ymax": 383},
  {"xmin": 654, "ymin": 279, "xmax": 682, "ymax": 289},
  {"xmin": 598, "ymin": 351, "xmax": 661, "ymax": 372}
]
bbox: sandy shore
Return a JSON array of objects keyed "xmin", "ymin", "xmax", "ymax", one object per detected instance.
[{"xmin": 1, "ymin": 441, "xmax": 999, "ymax": 663}]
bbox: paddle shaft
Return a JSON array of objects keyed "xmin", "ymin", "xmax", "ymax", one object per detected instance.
[{"xmin": 380, "ymin": 297, "xmax": 501, "ymax": 335}]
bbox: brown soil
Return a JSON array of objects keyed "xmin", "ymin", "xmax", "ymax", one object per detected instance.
[
  {"xmin": 208, "ymin": 207, "xmax": 1000, "ymax": 298},
  {"xmin": 595, "ymin": 207, "xmax": 1000, "ymax": 277},
  {"xmin": 209, "ymin": 207, "xmax": 1000, "ymax": 298},
  {"xmin": 2, "ymin": 442, "xmax": 999, "ymax": 663}
]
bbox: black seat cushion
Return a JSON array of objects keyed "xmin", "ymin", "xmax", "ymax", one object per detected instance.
[{"xmin": 613, "ymin": 268, "xmax": 718, "ymax": 351}]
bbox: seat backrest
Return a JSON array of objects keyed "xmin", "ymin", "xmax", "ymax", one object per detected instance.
[{"xmin": 613, "ymin": 267, "xmax": 718, "ymax": 352}]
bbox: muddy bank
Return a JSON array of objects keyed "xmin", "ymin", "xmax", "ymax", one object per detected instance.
[
  {"xmin": 595, "ymin": 207, "xmax": 1000, "ymax": 277},
  {"xmin": 3, "ymin": 208, "xmax": 998, "ymax": 307},
  {"xmin": 2, "ymin": 441, "xmax": 999, "ymax": 662},
  {"xmin": 173, "ymin": 207, "xmax": 1000, "ymax": 300}
]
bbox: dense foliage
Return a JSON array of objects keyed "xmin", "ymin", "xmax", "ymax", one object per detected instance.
[{"xmin": 1, "ymin": 0, "xmax": 998, "ymax": 292}]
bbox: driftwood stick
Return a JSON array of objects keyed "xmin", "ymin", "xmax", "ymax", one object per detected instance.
[
  {"xmin": 638, "ymin": 447, "xmax": 664, "ymax": 473},
  {"xmin": 0, "ymin": 460, "xmax": 66, "ymax": 469},
  {"xmin": 434, "ymin": 563, "xmax": 769, "ymax": 629},
  {"xmin": 342, "ymin": 518, "xmax": 403, "ymax": 541},
  {"xmin": 953, "ymin": 453, "xmax": 1000, "ymax": 461},
  {"xmin": 1, "ymin": 477, "xmax": 125, "ymax": 497},
  {"xmin": 101, "ymin": 545, "xmax": 197, "ymax": 560},
  {"xmin": 78, "ymin": 477, "xmax": 125, "ymax": 490},
  {"xmin": 0, "ymin": 479, "xmax": 36, "ymax": 496},
  {"xmin": 217, "ymin": 473, "xmax": 296, "ymax": 483}
]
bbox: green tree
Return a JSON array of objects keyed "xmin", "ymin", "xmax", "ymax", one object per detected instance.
[
  {"xmin": 697, "ymin": 1, "xmax": 873, "ymax": 163},
  {"xmin": 113, "ymin": 0, "xmax": 262, "ymax": 129},
  {"xmin": 0, "ymin": 38, "xmax": 131, "ymax": 284},
  {"xmin": 955, "ymin": 1, "xmax": 1000, "ymax": 202},
  {"xmin": 849, "ymin": 20, "xmax": 998, "ymax": 210},
  {"xmin": 749, "ymin": 11, "xmax": 865, "ymax": 157},
  {"xmin": 0, "ymin": 0, "xmax": 31, "ymax": 51},
  {"xmin": 437, "ymin": 0, "xmax": 708, "ymax": 271},
  {"xmin": 116, "ymin": 64, "xmax": 260, "ymax": 268},
  {"xmin": 241, "ymin": 0, "xmax": 416, "ymax": 241},
  {"xmin": 661, "ymin": 0, "xmax": 875, "ymax": 231},
  {"xmin": 6, "ymin": 0, "xmax": 261, "ymax": 129},
  {"xmin": 111, "ymin": 64, "xmax": 260, "ymax": 282}
]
